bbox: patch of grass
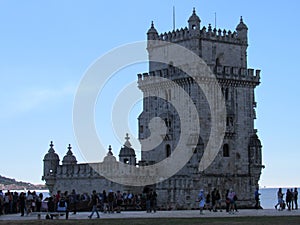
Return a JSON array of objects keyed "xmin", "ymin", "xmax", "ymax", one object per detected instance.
[{"xmin": 1, "ymin": 217, "xmax": 300, "ymax": 225}]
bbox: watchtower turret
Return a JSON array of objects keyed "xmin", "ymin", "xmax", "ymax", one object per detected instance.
[
  {"xmin": 147, "ymin": 21, "xmax": 158, "ymax": 40},
  {"xmin": 42, "ymin": 141, "xmax": 59, "ymax": 194},
  {"xmin": 62, "ymin": 144, "xmax": 77, "ymax": 165},
  {"xmin": 236, "ymin": 16, "xmax": 248, "ymax": 43},
  {"xmin": 42, "ymin": 141, "xmax": 60, "ymax": 178},
  {"xmin": 119, "ymin": 133, "xmax": 136, "ymax": 166},
  {"xmin": 188, "ymin": 8, "xmax": 201, "ymax": 35}
]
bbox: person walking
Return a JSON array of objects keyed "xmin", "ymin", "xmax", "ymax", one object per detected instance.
[
  {"xmin": 88, "ymin": 190, "xmax": 100, "ymax": 219},
  {"xmin": 275, "ymin": 188, "xmax": 284, "ymax": 210},
  {"xmin": 198, "ymin": 189, "xmax": 205, "ymax": 215},
  {"xmin": 254, "ymin": 187, "xmax": 261, "ymax": 209}
]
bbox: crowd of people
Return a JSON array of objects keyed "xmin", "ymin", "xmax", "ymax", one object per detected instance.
[
  {"xmin": 0, "ymin": 186, "xmax": 298, "ymax": 217},
  {"xmin": 274, "ymin": 188, "xmax": 298, "ymax": 211},
  {"xmin": 48, "ymin": 187, "xmax": 158, "ymax": 219},
  {"xmin": 0, "ymin": 190, "xmax": 44, "ymax": 216},
  {"xmin": 198, "ymin": 188, "xmax": 239, "ymax": 215}
]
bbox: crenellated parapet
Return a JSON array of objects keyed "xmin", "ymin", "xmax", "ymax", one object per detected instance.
[
  {"xmin": 148, "ymin": 9, "xmax": 248, "ymax": 46},
  {"xmin": 155, "ymin": 25, "xmax": 244, "ymax": 45},
  {"xmin": 137, "ymin": 65, "xmax": 260, "ymax": 89}
]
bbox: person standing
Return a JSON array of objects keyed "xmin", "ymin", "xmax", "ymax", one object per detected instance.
[
  {"xmin": 205, "ymin": 192, "xmax": 211, "ymax": 211},
  {"xmin": 227, "ymin": 188, "xmax": 237, "ymax": 214},
  {"xmin": 286, "ymin": 189, "xmax": 292, "ymax": 211},
  {"xmin": 36, "ymin": 193, "xmax": 43, "ymax": 212},
  {"xmin": 88, "ymin": 190, "xmax": 100, "ymax": 219},
  {"xmin": 19, "ymin": 192, "xmax": 26, "ymax": 216},
  {"xmin": 150, "ymin": 190, "xmax": 157, "ymax": 213},
  {"xmin": 211, "ymin": 188, "xmax": 217, "ymax": 212},
  {"xmin": 57, "ymin": 196, "xmax": 69, "ymax": 219},
  {"xmin": 215, "ymin": 189, "xmax": 222, "ymax": 212},
  {"xmin": 254, "ymin": 187, "xmax": 261, "ymax": 209},
  {"xmin": 294, "ymin": 188, "xmax": 298, "ymax": 210},
  {"xmin": 198, "ymin": 189, "xmax": 205, "ymax": 215},
  {"xmin": 70, "ymin": 189, "xmax": 78, "ymax": 214},
  {"xmin": 107, "ymin": 190, "xmax": 115, "ymax": 214},
  {"xmin": 116, "ymin": 191, "xmax": 123, "ymax": 213},
  {"xmin": 102, "ymin": 190, "xmax": 108, "ymax": 213}
]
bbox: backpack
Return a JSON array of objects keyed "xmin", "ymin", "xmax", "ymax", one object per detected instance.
[{"xmin": 59, "ymin": 199, "xmax": 66, "ymax": 207}]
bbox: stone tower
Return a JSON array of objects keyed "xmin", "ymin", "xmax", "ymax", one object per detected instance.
[
  {"xmin": 137, "ymin": 9, "xmax": 263, "ymax": 208},
  {"xmin": 42, "ymin": 141, "xmax": 60, "ymax": 193}
]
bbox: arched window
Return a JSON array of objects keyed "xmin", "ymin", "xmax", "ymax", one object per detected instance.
[
  {"xmin": 123, "ymin": 158, "xmax": 129, "ymax": 164},
  {"xmin": 223, "ymin": 144, "xmax": 229, "ymax": 157},
  {"xmin": 164, "ymin": 118, "xmax": 171, "ymax": 128},
  {"xmin": 225, "ymin": 88, "xmax": 229, "ymax": 101},
  {"xmin": 166, "ymin": 144, "xmax": 171, "ymax": 158}
]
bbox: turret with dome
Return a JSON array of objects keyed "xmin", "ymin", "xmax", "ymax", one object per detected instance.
[
  {"xmin": 62, "ymin": 144, "xmax": 77, "ymax": 165},
  {"xmin": 118, "ymin": 133, "xmax": 136, "ymax": 166}
]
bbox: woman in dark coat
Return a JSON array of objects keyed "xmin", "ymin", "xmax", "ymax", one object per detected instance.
[{"xmin": 19, "ymin": 192, "xmax": 26, "ymax": 216}]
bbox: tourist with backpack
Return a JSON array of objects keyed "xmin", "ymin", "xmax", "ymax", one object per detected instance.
[{"xmin": 57, "ymin": 196, "xmax": 69, "ymax": 219}]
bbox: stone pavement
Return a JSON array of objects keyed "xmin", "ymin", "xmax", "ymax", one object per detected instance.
[{"xmin": 0, "ymin": 209, "xmax": 300, "ymax": 221}]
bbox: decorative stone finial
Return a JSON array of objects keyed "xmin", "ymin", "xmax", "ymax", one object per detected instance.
[
  {"xmin": 151, "ymin": 21, "xmax": 154, "ymax": 28},
  {"xmin": 240, "ymin": 16, "xmax": 243, "ymax": 23},
  {"xmin": 193, "ymin": 7, "xmax": 196, "ymax": 14},
  {"xmin": 125, "ymin": 133, "xmax": 130, "ymax": 142},
  {"xmin": 107, "ymin": 145, "xmax": 113, "ymax": 156},
  {"xmin": 124, "ymin": 133, "xmax": 132, "ymax": 148},
  {"xmin": 208, "ymin": 24, "xmax": 212, "ymax": 32},
  {"xmin": 67, "ymin": 144, "xmax": 72, "ymax": 155},
  {"xmin": 48, "ymin": 141, "xmax": 55, "ymax": 153}
]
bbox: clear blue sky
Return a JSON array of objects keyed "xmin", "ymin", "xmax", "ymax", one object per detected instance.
[{"xmin": 0, "ymin": 0, "xmax": 299, "ymax": 188}]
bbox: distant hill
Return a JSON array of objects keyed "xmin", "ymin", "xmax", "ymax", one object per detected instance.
[{"xmin": 0, "ymin": 175, "xmax": 46, "ymax": 190}]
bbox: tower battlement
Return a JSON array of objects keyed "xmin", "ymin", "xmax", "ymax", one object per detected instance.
[
  {"xmin": 155, "ymin": 26, "xmax": 245, "ymax": 45},
  {"xmin": 138, "ymin": 66, "xmax": 260, "ymax": 85},
  {"xmin": 148, "ymin": 9, "xmax": 248, "ymax": 46}
]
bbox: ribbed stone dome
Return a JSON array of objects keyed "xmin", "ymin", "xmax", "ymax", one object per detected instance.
[
  {"xmin": 62, "ymin": 144, "xmax": 77, "ymax": 165},
  {"xmin": 236, "ymin": 16, "xmax": 248, "ymax": 31},
  {"xmin": 43, "ymin": 141, "xmax": 60, "ymax": 161},
  {"xmin": 147, "ymin": 21, "xmax": 158, "ymax": 34},
  {"xmin": 188, "ymin": 8, "xmax": 201, "ymax": 24},
  {"xmin": 119, "ymin": 133, "xmax": 136, "ymax": 158}
]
